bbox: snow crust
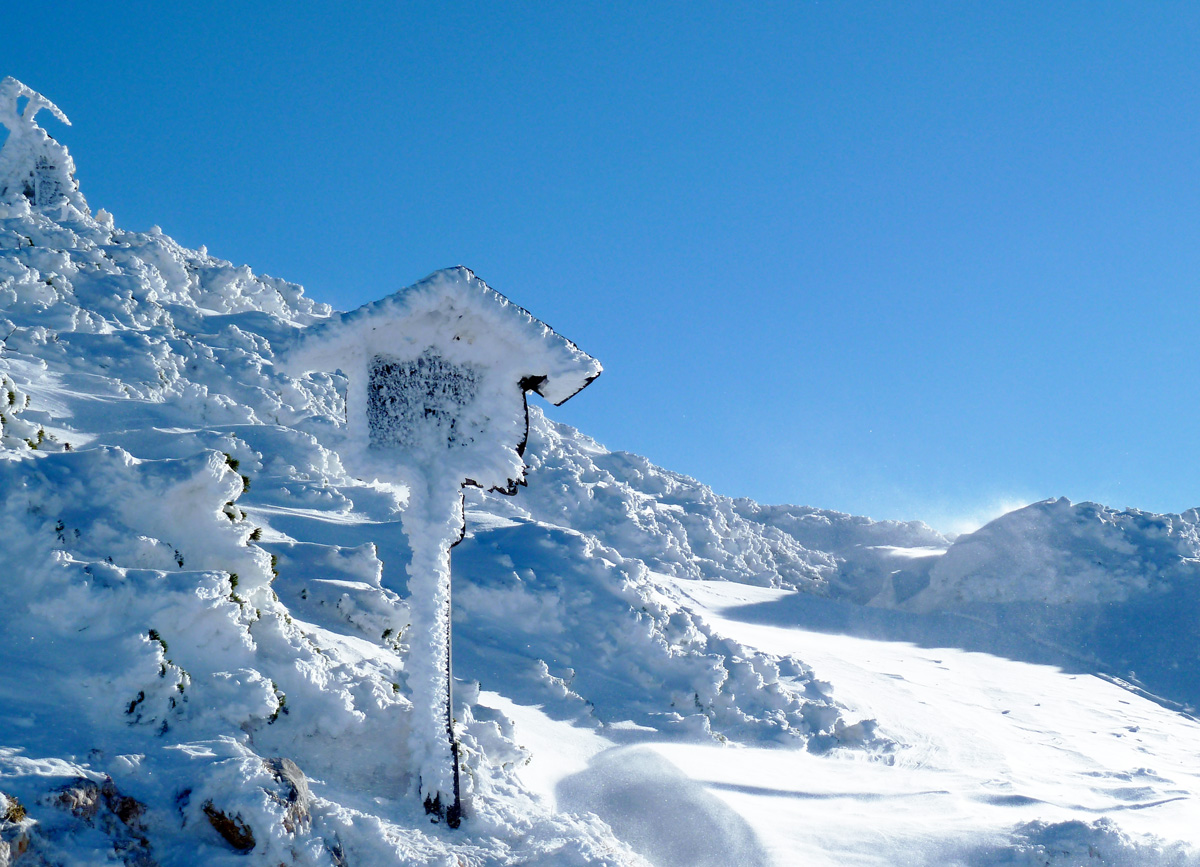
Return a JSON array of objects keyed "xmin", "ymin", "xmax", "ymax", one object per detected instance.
[{"xmin": 1, "ymin": 89, "xmax": 1198, "ymax": 865}]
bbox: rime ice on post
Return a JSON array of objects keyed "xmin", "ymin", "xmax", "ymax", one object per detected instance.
[
  {"xmin": 0, "ymin": 77, "xmax": 86, "ymax": 214},
  {"xmin": 279, "ymin": 267, "xmax": 601, "ymax": 826}
]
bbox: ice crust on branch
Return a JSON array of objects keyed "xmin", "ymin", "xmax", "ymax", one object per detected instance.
[{"xmin": 0, "ymin": 77, "xmax": 85, "ymax": 215}]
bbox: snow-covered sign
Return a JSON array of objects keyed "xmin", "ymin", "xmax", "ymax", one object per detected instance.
[
  {"xmin": 281, "ymin": 266, "xmax": 601, "ymax": 488},
  {"xmin": 0, "ymin": 77, "xmax": 85, "ymax": 213},
  {"xmin": 279, "ymin": 267, "xmax": 601, "ymax": 826}
]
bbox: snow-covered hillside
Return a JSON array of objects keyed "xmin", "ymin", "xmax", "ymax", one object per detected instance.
[{"xmin": 2, "ymin": 78, "xmax": 1198, "ymax": 866}]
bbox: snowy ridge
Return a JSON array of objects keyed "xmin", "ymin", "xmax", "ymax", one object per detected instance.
[
  {"xmin": 0, "ymin": 141, "xmax": 876, "ymax": 864},
  {"xmin": 489, "ymin": 412, "xmax": 949, "ymax": 597},
  {"xmin": 1, "ymin": 92, "xmax": 1198, "ymax": 865},
  {"xmin": 912, "ymin": 496, "xmax": 1200, "ymax": 716}
]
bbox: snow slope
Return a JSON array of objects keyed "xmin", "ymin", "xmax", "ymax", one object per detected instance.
[{"xmin": 1, "ymin": 83, "xmax": 1198, "ymax": 865}]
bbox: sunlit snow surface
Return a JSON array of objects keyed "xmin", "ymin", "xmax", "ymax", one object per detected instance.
[
  {"xmin": 667, "ymin": 579, "xmax": 1200, "ymax": 865},
  {"xmin": 0, "ymin": 165, "xmax": 1198, "ymax": 862}
]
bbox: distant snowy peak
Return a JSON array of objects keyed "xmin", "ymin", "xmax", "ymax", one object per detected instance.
[
  {"xmin": 512, "ymin": 410, "xmax": 1200, "ymax": 615},
  {"xmin": 917, "ymin": 496, "xmax": 1200, "ymax": 608},
  {"xmin": 732, "ymin": 501, "xmax": 948, "ymax": 553}
]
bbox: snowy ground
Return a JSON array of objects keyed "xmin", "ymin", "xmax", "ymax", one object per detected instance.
[{"xmin": 470, "ymin": 573, "xmax": 1200, "ymax": 866}]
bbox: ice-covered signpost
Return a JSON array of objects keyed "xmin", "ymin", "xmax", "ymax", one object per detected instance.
[{"xmin": 279, "ymin": 267, "xmax": 601, "ymax": 826}]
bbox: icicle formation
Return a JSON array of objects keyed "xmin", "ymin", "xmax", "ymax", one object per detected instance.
[{"xmin": 0, "ymin": 77, "xmax": 86, "ymax": 215}]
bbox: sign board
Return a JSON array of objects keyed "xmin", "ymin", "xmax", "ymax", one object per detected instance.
[{"xmin": 367, "ymin": 352, "xmax": 481, "ymax": 451}]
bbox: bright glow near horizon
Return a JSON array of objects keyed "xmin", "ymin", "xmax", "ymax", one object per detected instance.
[{"xmin": 926, "ymin": 498, "xmax": 1037, "ymax": 539}]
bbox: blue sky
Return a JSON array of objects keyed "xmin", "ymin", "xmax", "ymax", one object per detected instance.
[{"xmin": 9, "ymin": 3, "xmax": 1200, "ymax": 532}]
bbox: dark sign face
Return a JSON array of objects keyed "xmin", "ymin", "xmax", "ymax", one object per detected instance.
[
  {"xmin": 33, "ymin": 155, "xmax": 62, "ymax": 207},
  {"xmin": 367, "ymin": 352, "xmax": 481, "ymax": 451}
]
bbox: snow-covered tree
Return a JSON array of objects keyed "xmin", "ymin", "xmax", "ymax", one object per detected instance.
[{"xmin": 0, "ymin": 76, "xmax": 86, "ymax": 215}]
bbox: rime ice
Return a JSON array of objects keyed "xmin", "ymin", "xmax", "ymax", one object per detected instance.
[
  {"xmin": 0, "ymin": 77, "xmax": 86, "ymax": 216},
  {"xmin": 279, "ymin": 266, "xmax": 601, "ymax": 490},
  {"xmin": 367, "ymin": 352, "xmax": 480, "ymax": 450},
  {"xmin": 279, "ymin": 268, "xmax": 601, "ymax": 824}
]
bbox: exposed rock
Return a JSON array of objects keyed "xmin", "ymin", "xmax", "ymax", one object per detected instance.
[
  {"xmin": 51, "ymin": 778, "xmax": 144, "ymax": 831},
  {"xmin": 47, "ymin": 779, "xmax": 155, "ymax": 866},
  {"xmin": 50, "ymin": 780, "xmax": 101, "ymax": 823},
  {"xmin": 195, "ymin": 761, "xmax": 312, "ymax": 858},
  {"xmin": 326, "ymin": 834, "xmax": 348, "ymax": 867},
  {"xmin": 0, "ymin": 792, "xmax": 33, "ymax": 866},
  {"xmin": 263, "ymin": 758, "xmax": 311, "ymax": 835},
  {"xmin": 202, "ymin": 800, "xmax": 255, "ymax": 852},
  {"xmin": 0, "ymin": 796, "xmax": 25, "ymax": 825}
]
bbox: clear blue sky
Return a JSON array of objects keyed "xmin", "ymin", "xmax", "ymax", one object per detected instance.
[{"xmin": 9, "ymin": 2, "xmax": 1200, "ymax": 532}]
